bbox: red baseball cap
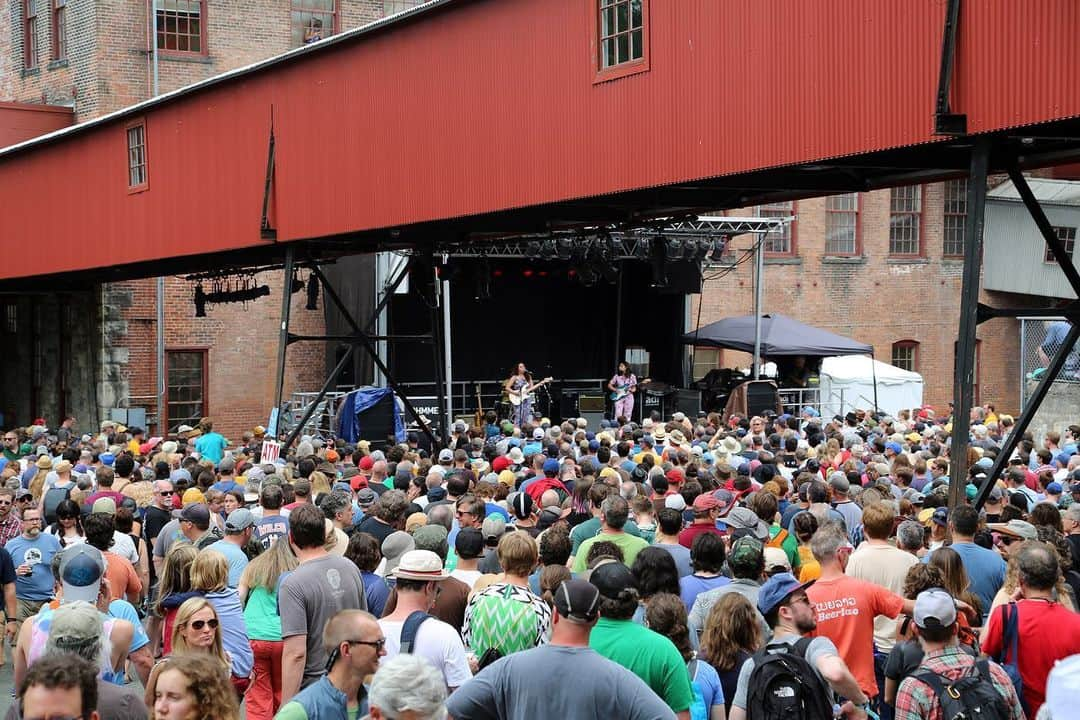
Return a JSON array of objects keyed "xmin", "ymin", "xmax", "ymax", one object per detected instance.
[{"xmin": 358, "ymin": 456, "xmax": 375, "ymax": 471}]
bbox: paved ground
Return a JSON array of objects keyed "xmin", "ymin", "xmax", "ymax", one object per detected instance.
[{"xmin": 1, "ymin": 653, "xmax": 14, "ymax": 703}]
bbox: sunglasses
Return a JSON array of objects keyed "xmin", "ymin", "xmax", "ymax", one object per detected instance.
[
  {"xmin": 187, "ymin": 619, "xmax": 219, "ymax": 630},
  {"xmin": 998, "ymin": 535, "xmax": 1019, "ymax": 546},
  {"xmin": 157, "ymin": 490, "xmax": 174, "ymax": 496},
  {"xmin": 348, "ymin": 638, "xmax": 387, "ymax": 651}
]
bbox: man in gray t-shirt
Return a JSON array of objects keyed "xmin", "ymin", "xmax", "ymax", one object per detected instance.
[
  {"xmin": 446, "ymin": 578, "xmax": 675, "ymax": 720},
  {"xmin": 728, "ymin": 573, "xmax": 870, "ymax": 720},
  {"xmin": 279, "ymin": 505, "xmax": 367, "ymax": 703}
]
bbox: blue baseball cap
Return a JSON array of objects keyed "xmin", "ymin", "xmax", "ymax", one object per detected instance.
[
  {"xmin": 542, "ymin": 458, "xmax": 560, "ymax": 475},
  {"xmin": 758, "ymin": 572, "xmax": 814, "ymax": 616},
  {"xmin": 1047, "ymin": 482, "xmax": 1063, "ymax": 494},
  {"xmin": 99, "ymin": 453, "xmax": 115, "ymax": 466},
  {"xmin": 885, "ymin": 442, "xmax": 903, "ymax": 454}
]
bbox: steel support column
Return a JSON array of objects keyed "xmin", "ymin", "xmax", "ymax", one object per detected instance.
[
  {"xmin": 310, "ymin": 263, "xmax": 439, "ymax": 449},
  {"xmin": 948, "ymin": 137, "xmax": 990, "ymax": 510},
  {"xmin": 273, "ymin": 246, "xmax": 295, "ymax": 431}
]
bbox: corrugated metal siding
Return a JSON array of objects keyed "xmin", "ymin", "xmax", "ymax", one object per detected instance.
[
  {"xmin": 1, "ymin": 0, "xmax": 1080, "ymax": 280},
  {"xmin": 983, "ymin": 199, "xmax": 1080, "ymax": 299},
  {"xmin": 0, "ymin": 103, "xmax": 74, "ymax": 149}
]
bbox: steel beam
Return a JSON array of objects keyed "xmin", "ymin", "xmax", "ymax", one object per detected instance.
[
  {"xmin": 1007, "ymin": 167, "xmax": 1080, "ymax": 297},
  {"xmin": 309, "ymin": 263, "xmax": 439, "ymax": 448},
  {"xmin": 973, "ymin": 322, "xmax": 1080, "ymax": 510},
  {"xmin": 949, "ymin": 137, "xmax": 990, "ymax": 510},
  {"xmin": 273, "ymin": 246, "xmax": 295, "ymax": 428},
  {"xmin": 934, "ymin": 0, "xmax": 966, "ymax": 135}
]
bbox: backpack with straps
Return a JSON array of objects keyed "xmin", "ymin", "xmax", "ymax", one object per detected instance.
[
  {"xmin": 910, "ymin": 659, "xmax": 1011, "ymax": 720},
  {"xmin": 399, "ymin": 610, "xmax": 432, "ymax": 654},
  {"xmin": 746, "ymin": 639, "xmax": 835, "ymax": 720},
  {"xmin": 42, "ymin": 484, "xmax": 73, "ymax": 525},
  {"xmin": 767, "ymin": 529, "xmax": 790, "ymax": 550},
  {"xmin": 991, "ymin": 602, "xmax": 1026, "ymax": 713}
]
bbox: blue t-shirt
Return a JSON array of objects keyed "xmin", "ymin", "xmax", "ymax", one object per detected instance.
[
  {"xmin": 926, "ymin": 541, "xmax": 1005, "ymax": 621},
  {"xmin": 255, "ymin": 515, "xmax": 290, "ymax": 549},
  {"xmin": 109, "ymin": 599, "xmax": 151, "ymax": 653},
  {"xmin": 361, "ymin": 571, "xmax": 390, "ymax": 618},
  {"xmin": 206, "ymin": 540, "xmax": 249, "ymax": 588},
  {"xmin": 690, "ymin": 658, "xmax": 725, "ymax": 712},
  {"xmin": 680, "ymin": 574, "xmax": 730, "ymax": 612},
  {"xmin": 211, "ymin": 479, "xmax": 242, "ymax": 495},
  {"xmin": 194, "ymin": 432, "xmax": 228, "ymax": 464},
  {"xmin": 485, "ymin": 502, "xmax": 510, "ymax": 523},
  {"xmin": 8, "ymin": 533, "xmax": 62, "ymax": 601}
]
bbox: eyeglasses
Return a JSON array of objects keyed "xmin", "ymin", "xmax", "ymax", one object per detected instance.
[
  {"xmin": 348, "ymin": 638, "xmax": 387, "ymax": 651},
  {"xmin": 998, "ymin": 535, "xmax": 1019, "ymax": 546},
  {"xmin": 187, "ymin": 619, "xmax": 219, "ymax": 630},
  {"xmin": 22, "ymin": 517, "xmax": 41, "ymax": 523},
  {"xmin": 4, "ymin": 437, "xmax": 16, "ymax": 442},
  {"xmin": 157, "ymin": 490, "xmax": 174, "ymax": 496}
]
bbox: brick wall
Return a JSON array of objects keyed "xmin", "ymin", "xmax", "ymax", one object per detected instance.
[{"xmin": 690, "ymin": 183, "xmax": 1019, "ymax": 415}]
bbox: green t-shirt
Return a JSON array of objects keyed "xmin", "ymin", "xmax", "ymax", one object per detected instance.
[
  {"xmin": 571, "ymin": 531, "xmax": 649, "ymax": 573},
  {"xmin": 244, "ymin": 585, "xmax": 283, "ymax": 641},
  {"xmin": 589, "ymin": 617, "xmax": 694, "ymax": 713},
  {"xmin": 569, "ymin": 517, "xmax": 642, "ymax": 556},
  {"xmin": 769, "ymin": 525, "xmax": 801, "ymax": 570}
]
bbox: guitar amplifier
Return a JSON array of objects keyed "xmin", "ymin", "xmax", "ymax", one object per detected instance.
[
  {"xmin": 673, "ymin": 388, "xmax": 702, "ymax": 417},
  {"xmin": 578, "ymin": 394, "xmax": 605, "ymax": 413},
  {"xmin": 745, "ymin": 381, "xmax": 781, "ymax": 417}
]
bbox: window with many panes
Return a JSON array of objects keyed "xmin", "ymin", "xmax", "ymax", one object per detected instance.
[
  {"xmin": 692, "ymin": 347, "xmax": 721, "ymax": 382},
  {"xmin": 127, "ymin": 123, "xmax": 147, "ymax": 190},
  {"xmin": 825, "ymin": 193, "xmax": 859, "ymax": 255},
  {"xmin": 51, "ymin": 0, "xmax": 65, "ymax": 61},
  {"xmin": 943, "ymin": 178, "xmax": 967, "ymax": 257},
  {"xmin": 889, "ymin": 185, "xmax": 923, "ymax": 255},
  {"xmin": 292, "ymin": 0, "xmax": 337, "ymax": 47},
  {"xmin": 891, "ymin": 341, "xmax": 918, "ymax": 372},
  {"xmin": 383, "ymin": 0, "xmax": 422, "ymax": 14},
  {"xmin": 759, "ymin": 201, "xmax": 796, "ymax": 255},
  {"xmin": 23, "ymin": 0, "xmax": 38, "ymax": 69},
  {"xmin": 1044, "ymin": 226, "xmax": 1077, "ymax": 263},
  {"xmin": 166, "ymin": 350, "xmax": 207, "ymax": 434},
  {"xmin": 156, "ymin": 0, "xmax": 205, "ymax": 54},
  {"xmin": 599, "ymin": 0, "xmax": 644, "ymax": 69}
]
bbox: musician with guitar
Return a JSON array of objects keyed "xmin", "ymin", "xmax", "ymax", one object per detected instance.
[
  {"xmin": 504, "ymin": 363, "xmax": 553, "ymax": 428},
  {"xmin": 608, "ymin": 361, "xmax": 640, "ymax": 424}
]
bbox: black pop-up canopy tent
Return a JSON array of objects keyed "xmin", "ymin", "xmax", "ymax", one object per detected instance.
[{"xmin": 680, "ymin": 313, "xmax": 873, "ymax": 356}]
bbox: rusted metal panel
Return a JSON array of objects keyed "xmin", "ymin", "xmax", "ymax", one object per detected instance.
[{"xmin": 1, "ymin": 0, "xmax": 1079, "ymax": 281}]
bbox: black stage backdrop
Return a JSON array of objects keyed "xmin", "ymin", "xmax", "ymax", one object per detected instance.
[{"xmin": 387, "ymin": 259, "xmax": 686, "ymax": 390}]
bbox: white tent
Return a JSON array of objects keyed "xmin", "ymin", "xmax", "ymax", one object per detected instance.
[{"xmin": 818, "ymin": 355, "xmax": 923, "ymax": 418}]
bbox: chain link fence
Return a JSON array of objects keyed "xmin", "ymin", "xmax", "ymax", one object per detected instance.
[{"xmin": 1019, "ymin": 316, "xmax": 1080, "ymax": 409}]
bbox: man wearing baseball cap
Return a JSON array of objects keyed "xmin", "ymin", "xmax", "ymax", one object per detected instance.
[
  {"xmin": 893, "ymin": 588, "xmax": 1022, "ymax": 720},
  {"xmin": 677, "ymin": 490, "xmax": 730, "ymax": 549},
  {"xmin": 728, "ymin": 572, "xmax": 869, "ymax": 720},
  {"xmin": 446, "ymin": 578, "xmax": 676, "ymax": 720}
]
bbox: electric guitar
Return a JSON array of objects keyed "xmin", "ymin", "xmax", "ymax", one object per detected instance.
[
  {"xmin": 508, "ymin": 376, "xmax": 553, "ymax": 406},
  {"xmin": 610, "ymin": 377, "xmax": 649, "ymax": 401}
]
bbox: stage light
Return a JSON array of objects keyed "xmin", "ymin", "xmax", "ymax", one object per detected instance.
[
  {"xmin": 598, "ymin": 262, "xmax": 618, "ymax": 284},
  {"xmin": 305, "ymin": 273, "xmax": 320, "ymax": 310},
  {"xmin": 540, "ymin": 238, "xmax": 557, "ymax": 260},
  {"xmin": 194, "ymin": 283, "xmax": 207, "ymax": 317},
  {"xmin": 475, "ymin": 259, "xmax": 492, "ymax": 300},
  {"xmin": 525, "ymin": 240, "xmax": 542, "ymax": 256},
  {"xmin": 522, "ymin": 269, "xmax": 535, "ymax": 278},
  {"xmin": 666, "ymin": 236, "xmax": 685, "ymax": 261},
  {"xmin": 709, "ymin": 235, "xmax": 730, "ymax": 262},
  {"xmin": 695, "ymin": 237, "xmax": 711, "ymax": 261},
  {"xmin": 556, "ymin": 237, "xmax": 574, "ymax": 260}
]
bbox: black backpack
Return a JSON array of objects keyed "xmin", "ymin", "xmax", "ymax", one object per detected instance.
[
  {"xmin": 910, "ymin": 659, "xmax": 1011, "ymax": 720},
  {"xmin": 42, "ymin": 484, "xmax": 73, "ymax": 525},
  {"xmin": 746, "ymin": 639, "xmax": 835, "ymax": 720}
]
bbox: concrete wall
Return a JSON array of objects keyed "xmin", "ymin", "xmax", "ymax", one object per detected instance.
[{"xmin": 1025, "ymin": 380, "xmax": 1080, "ymax": 444}]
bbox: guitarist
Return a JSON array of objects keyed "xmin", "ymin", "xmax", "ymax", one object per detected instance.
[
  {"xmin": 505, "ymin": 362, "xmax": 536, "ymax": 428},
  {"xmin": 608, "ymin": 361, "xmax": 638, "ymax": 424}
]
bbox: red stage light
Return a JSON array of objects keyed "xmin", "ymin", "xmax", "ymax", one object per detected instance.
[
  {"xmin": 522, "ymin": 269, "xmax": 534, "ymax": 278},
  {"xmin": 493, "ymin": 269, "xmax": 504, "ymax": 278}
]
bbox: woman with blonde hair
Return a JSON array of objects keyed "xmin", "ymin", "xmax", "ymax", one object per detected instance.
[
  {"xmin": 28, "ymin": 455, "xmax": 51, "ymax": 501},
  {"xmin": 169, "ymin": 596, "xmax": 230, "ymax": 670},
  {"xmin": 238, "ymin": 536, "xmax": 299, "ymax": 720},
  {"xmin": 190, "ymin": 549, "xmax": 254, "ymax": 694},
  {"xmin": 309, "ymin": 470, "xmax": 332, "ymax": 504},
  {"xmin": 147, "ymin": 653, "xmax": 240, "ymax": 720},
  {"xmin": 698, "ymin": 592, "xmax": 763, "ymax": 716}
]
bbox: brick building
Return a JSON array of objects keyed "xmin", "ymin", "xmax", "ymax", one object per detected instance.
[
  {"xmin": 0, "ymin": 0, "xmax": 410, "ymax": 438},
  {"xmin": 690, "ymin": 182, "xmax": 1020, "ymax": 414}
]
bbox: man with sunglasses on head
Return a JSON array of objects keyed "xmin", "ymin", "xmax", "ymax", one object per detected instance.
[{"xmin": 275, "ymin": 609, "xmax": 387, "ymax": 720}]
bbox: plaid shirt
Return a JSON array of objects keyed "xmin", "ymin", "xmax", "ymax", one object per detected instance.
[
  {"xmin": 894, "ymin": 645, "xmax": 1025, "ymax": 720},
  {"xmin": 0, "ymin": 513, "xmax": 20, "ymax": 547}
]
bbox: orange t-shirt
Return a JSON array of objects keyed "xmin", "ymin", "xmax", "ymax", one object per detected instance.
[
  {"xmin": 806, "ymin": 574, "xmax": 904, "ymax": 698},
  {"xmin": 103, "ymin": 550, "xmax": 142, "ymax": 603}
]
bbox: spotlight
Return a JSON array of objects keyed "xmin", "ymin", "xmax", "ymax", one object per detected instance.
[
  {"xmin": 556, "ymin": 237, "xmax": 574, "ymax": 260},
  {"xmin": 290, "ymin": 272, "xmax": 305, "ymax": 294},
  {"xmin": 693, "ymin": 237, "xmax": 711, "ymax": 261},
  {"xmin": 570, "ymin": 236, "xmax": 590, "ymax": 262},
  {"xmin": 598, "ymin": 262, "xmax": 618, "ymax": 284},
  {"xmin": 525, "ymin": 240, "xmax": 542, "ymax": 257},
  {"xmin": 194, "ymin": 283, "xmax": 207, "ymax": 318},
  {"xmin": 709, "ymin": 235, "xmax": 730, "ymax": 262},
  {"xmin": 632, "ymin": 236, "xmax": 650, "ymax": 260},
  {"xmin": 305, "ymin": 273, "xmax": 320, "ymax": 310},
  {"xmin": 540, "ymin": 238, "xmax": 557, "ymax": 260},
  {"xmin": 665, "ymin": 236, "xmax": 685, "ymax": 261},
  {"xmin": 474, "ymin": 259, "xmax": 492, "ymax": 300}
]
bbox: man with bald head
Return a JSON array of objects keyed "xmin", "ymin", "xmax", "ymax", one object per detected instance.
[
  {"xmin": 370, "ymin": 461, "xmax": 389, "ymax": 494},
  {"xmin": 276, "ymin": 609, "xmax": 386, "ymax": 720}
]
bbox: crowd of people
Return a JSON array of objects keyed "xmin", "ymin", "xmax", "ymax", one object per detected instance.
[{"xmin": 3, "ymin": 405, "xmax": 1080, "ymax": 720}]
